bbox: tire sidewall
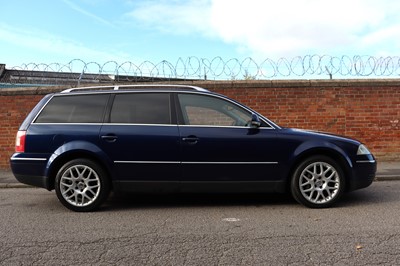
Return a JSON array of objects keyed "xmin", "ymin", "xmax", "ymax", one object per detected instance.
[
  {"xmin": 291, "ymin": 155, "xmax": 345, "ymax": 208},
  {"xmin": 55, "ymin": 159, "xmax": 110, "ymax": 212}
]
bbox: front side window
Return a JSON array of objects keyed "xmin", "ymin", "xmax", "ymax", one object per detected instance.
[
  {"xmin": 178, "ymin": 93, "xmax": 253, "ymax": 127},
  {"xmin": 110, "ymin": 93, "xmax": 171, "ymax": 124},
  {"xmin": 35, "ymin": 94, "xmax": 109, "ymax": 123}
]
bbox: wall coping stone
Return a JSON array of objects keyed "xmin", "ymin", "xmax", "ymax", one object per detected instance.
[{"xmin": 1, "ymin": 79, "xmax": 400, "ymax": 96}]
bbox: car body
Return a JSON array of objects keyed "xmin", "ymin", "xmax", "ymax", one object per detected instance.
[{"xmin": 10, "ymin": 85, "xmax": 377, "ymax": 211}]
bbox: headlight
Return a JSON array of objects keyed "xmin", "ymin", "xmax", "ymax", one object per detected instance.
[{"xmin": 357, "ymin": 144, "xmax": 371, "ymax": 155}]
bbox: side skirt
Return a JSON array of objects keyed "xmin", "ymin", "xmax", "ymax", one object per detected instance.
[{"xmin": 112, "ymin": 181, "xmax": 286, "ymax": 194}]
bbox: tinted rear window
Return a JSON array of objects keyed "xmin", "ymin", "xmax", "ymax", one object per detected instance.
[
  {"xmin": 35, "ymin": 94, "xmax": 109, "ymax": 123},
  {"xmin": 110, "ymin": 93, "xmax": 171, "ymax": 124}
]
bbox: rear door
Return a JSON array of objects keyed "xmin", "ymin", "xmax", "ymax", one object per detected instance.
[{"xmin": 99, "ymin": 92, "xmax": 181, "ymax": 181}]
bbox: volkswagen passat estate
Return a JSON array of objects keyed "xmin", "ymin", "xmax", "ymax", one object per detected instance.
[{"xmin": 10, "ymin": 85, "xmax": 376, "ymax": 211}]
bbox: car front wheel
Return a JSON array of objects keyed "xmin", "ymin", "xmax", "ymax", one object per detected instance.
[
  {"xmin": 291, "ymin": 156, "xmax": 345, "ymax": 208},
  {"xmin": 55, "ymin": 159, "xmax": 110, "ymax": 212}
]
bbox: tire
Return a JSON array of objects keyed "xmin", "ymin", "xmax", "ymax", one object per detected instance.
[
  {"xmin": 55, "ymin": 159, "xmax": 110, "ymax": 212},
  {"xmin": 291, "ymin": 156, "xmax": 345, "ymax": 208}
]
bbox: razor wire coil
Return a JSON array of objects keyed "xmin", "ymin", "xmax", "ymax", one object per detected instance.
[{"xmin": 5, "ymin": 55, "xmax": 400, "ymax": 85}]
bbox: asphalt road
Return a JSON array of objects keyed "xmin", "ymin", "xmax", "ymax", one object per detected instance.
[{"xmin": 1, "ymin": 181, "xmax": 400, "ymax": 265}]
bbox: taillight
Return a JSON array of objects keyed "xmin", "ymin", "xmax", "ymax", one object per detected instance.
[{"xmin": 15, "ymin": 131, "xmax": 26, "ymax": 153}]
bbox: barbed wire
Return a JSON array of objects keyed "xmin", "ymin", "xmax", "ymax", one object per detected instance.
[{"xmin": 3, "ymin": 55, "xmax": 400, "ymax": 86}]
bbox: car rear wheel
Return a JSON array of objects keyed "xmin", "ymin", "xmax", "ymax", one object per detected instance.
[
  {"xmin": 291, "ymin": 156, "xmax": 345, "ymax": 208},
  {"xmin": 55, "ymin": 159, "xmax": 110, "ymax": 212}
]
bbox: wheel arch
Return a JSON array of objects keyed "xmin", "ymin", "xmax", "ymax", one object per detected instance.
[
  {"xmin": 286, "ymin": 146, "xmax": 353, "ymax": 192},
  {"xmin": 45, "ymin": 142, "xmax": 113, "ymax": 191}
]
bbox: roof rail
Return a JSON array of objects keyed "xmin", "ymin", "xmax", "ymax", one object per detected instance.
[{"xmin": 61, "ymin": 84, "xmax": 209, "ymax": 93}]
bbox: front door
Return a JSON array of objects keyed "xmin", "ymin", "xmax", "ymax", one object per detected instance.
[{"xmin": 176, "ymin": 93, "xmax": 281, "ymax": 182}]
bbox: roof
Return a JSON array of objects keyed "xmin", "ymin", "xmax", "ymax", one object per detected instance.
[{"xmin": 60, "ymin": 84, "xmax": 209, "ymax": 93}]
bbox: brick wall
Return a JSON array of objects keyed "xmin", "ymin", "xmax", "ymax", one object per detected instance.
[{"xmin": 0, "ymin": 80, "xmax": 399, "ymax": 169}]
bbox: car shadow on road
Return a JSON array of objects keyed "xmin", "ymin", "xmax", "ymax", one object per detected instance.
[
  {"xmin": 102, "ymin": 192, "xmax": 297, "ymax": 211},
  {"xmin": 101, "ymin": 181, "xmax": 394, "ymax": 211}
]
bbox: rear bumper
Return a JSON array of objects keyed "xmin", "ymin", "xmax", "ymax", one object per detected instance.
[{"xmin": 10, "ymin": 153, "xmax": 51, "ymax": 190}]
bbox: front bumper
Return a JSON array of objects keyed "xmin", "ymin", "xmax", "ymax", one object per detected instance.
[{"xmin": 347, "ymin": 157, "xmax": 377, "ymax": 191}]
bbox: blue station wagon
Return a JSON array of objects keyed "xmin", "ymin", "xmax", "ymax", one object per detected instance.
[{"xmin": 10, "ymin": 85, "xmax": 377, "ymax": 211}]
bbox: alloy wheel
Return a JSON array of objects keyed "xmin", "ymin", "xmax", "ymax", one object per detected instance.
[
  {"xmin": 59, "ymin": 164, "xmax": 101, "ymax": 207},
  {"xmin": 299, "ymin": 161, "xmax": 340, "ymax": 204}
]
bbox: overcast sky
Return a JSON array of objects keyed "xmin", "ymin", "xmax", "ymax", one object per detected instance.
[{"xmin": 1, "ymin": 0, "xmax": 399, "ymax": 77}]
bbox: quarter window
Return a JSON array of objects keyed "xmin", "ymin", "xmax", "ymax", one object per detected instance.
[
  {"xmin": 110, "ymin": 93, "xmax": 171, "ymax": 124},
  {"xmin": 35, "ymin": 94, "xmax": 109, "ymax": 123}
]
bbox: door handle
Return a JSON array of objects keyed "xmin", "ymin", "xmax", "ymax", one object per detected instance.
[
  {"xmin": 182, "ymin": 136, "xmax": 199, "ymax": 144},
  {"xmin": 101, "ymin": 135, "xmax": 118, "ymax": 142}
]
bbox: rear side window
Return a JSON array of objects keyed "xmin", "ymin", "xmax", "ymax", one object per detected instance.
[
  {"xmin": 110, "ymin": 93, "xmax": 171, "ymax": 124},
  {"xmin": 35, "ymin": 94, "xmax": 109, "ymax": 123}
]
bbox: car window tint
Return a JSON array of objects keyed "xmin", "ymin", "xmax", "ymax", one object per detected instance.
[
  {"xmin": 35, "ymin": 94, "xmax": 109, "ymax": 123},
  {"xmin": 178, "ymin": 94, "xmax": 252, "ymax": 126},
  {"xmin": 111, "ymin": 93, "xmax": 171, "ymax": 124}
]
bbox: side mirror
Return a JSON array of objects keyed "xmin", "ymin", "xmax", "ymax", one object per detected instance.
[{"xmin": 250, "ymin": 114, "xmax": 261, "ymax": 128}]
